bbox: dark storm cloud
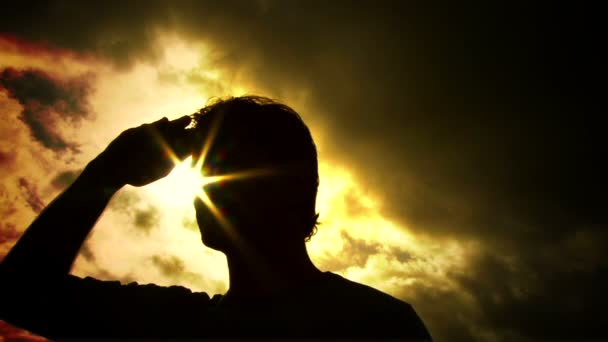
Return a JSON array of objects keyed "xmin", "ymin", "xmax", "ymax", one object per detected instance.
[
  {"xmin": 339, "ymin": 231, "xmax": 380, "ymax": 268},
  {"xmin": 108, "ymin": 190, "xmax": 160, "ymax": 233},
  {"xmin": 150, "ymin": 255, "xmax": 218, "ymax": 288},
  {"xmin": 150, "ymin": 254, "xmax": 186, "ymax": 278},
  {"xmin": 407, "ymin": 280, "xmax": 484, "ymax": 342},
  {"xmin": 0, "ymin": 223, "xmax": 20, "ymax": 247},
  {"xmin": 3, "ymin": 1, "xmax": 600, "ymax": 238},
  {"xmin": 17, "ymin": 178, "xmax": 44, "ymax": 214},
  {"xmin": 0, "ymin": 150, "xmax": 16, "ymax": 169},
  {"xmin": 148, "ymin": 254, "xmax": 225, "ymax": 295},
  {"xmin": 0, "ymin": 186, "xmax": 20, "ymax": 257},
  {"xmin": 0, "ymin": 67, "xmax": 94, "ymax": 152},
  {"xmin": 148, "ymin": 254, "xmax": 219, "ymax": 290},
  {"xmin": 450, "ymin": 244, "xmax": 608, "ymax": 340},
  {"xmin": 133, "ymin": 206, "xmax": 160, "ymax": 233},
  {"xmin": 79, "ymin": 241, "xmax": 96, "ymax": 263},
  {"xmin": 318, "ymin": 230, "xmax": 381, "ymax": 272},
  {"xmin": 108, "ymin": 190, "xmax": 140, "ymax": 214},
  {"xmin": 319, "ymin": 230, "xmax": 415, "ymax": 272},
  {"xmin": 50, "ymin": 169, "xmax": 81, "ymax": 190},
  {"xmin": 1, "ymin": 1, "xmax": 604, "ymax": 339}
]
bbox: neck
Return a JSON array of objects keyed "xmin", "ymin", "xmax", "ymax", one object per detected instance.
[{"xmin": 224, "ymin": 239, "xmax": 321, "ymax": 300}]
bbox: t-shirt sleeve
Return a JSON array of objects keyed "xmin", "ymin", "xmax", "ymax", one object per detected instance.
[{"xmin": 0, "ymin": 274, "xmax": 213, "ymax": 339}]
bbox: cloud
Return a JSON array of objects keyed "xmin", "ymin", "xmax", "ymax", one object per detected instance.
[
  {"xmin": 319, "ymin": 231, "xmax": 380, "ymax": 272},
  {"xmin": 181, "ymin": 217, "xmax": 199, "ymax": 232},
  {"xmin": 0, "ymin": 177, "xmax": 27, "ymax": 262},
  {"xmin": 0, "ymin": 223, "xmax": 21, "ymax": 257},
  {"xmin": 150, "ymin": 254, "xmax": 186, "ymax": 278},
  {"xmin": 406, "ymin": 280, "xmax": 488, "ymax": 342},
  {"xmin": 0, "ymin": 320, "xmax": 48, "ymax": 342},
  {"xmin": 449, "ymin": 232, "xmax": 608, "ymax": 340},
  {"xmin": 108, "ymin": 190, "xmax": 161, "ymax": 234},
  {"xmin": 0, "ymin": 34, "xmax": 99, "ymax": 66},
  {"xmin": 17, "ymin": 178, "xmax": 44, "ymax": 214},
  {"xmin": 78, "ymin": 240, "xmax": 96, "ymax": 263},
  {"xmin": 50, "ymin": 169, "xmax": 81, "ymax": 190},
  {"xmin": 0, "ymin": 149, "xmax": 17, "ymax": 169},
  {"xmin": 73, "ymin": 239, "xmax": 138, "ymax": 285},
  {"xmin": 108, "ymin": 190, "xmax": 141, "ymax": 214},
  {"xmin": 317, "ymin": 230, "xmax": 417, "ymax": 274},
  {"xmin": 133, "ymin": 206, "xmax": 160, "ymax": 234},
  {"xmin": 148, "ymin": 254, "xmax": 226, "ymax": 292},
  {"xmin": 0, "ymin": 67, "xmax": 94, "ymax": 152}
]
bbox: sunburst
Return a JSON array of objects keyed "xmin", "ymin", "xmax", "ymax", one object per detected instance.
[{"xmin": 151, "ymin": 118, "xmax": 274, "ymax": 239}]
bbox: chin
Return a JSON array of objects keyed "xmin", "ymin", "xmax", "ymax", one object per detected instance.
[
  {"xmin": 200, "ymin": 232, "xmax": 225, "ymax": 251},
  {"xmin": 198, "ymin": 222, "xmax": 231, "ymax": 252}
]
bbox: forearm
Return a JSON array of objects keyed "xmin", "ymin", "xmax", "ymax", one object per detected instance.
[{"xmin": 0, "ymin": 158, "xmax": 121, "ymax": 279}]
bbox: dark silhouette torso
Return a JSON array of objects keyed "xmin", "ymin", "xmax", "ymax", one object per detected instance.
[{"xmin": 3, "ymin": 272, "xmax": 430, "ymax": 339}]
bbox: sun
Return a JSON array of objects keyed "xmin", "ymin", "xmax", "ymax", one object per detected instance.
[
  {"xmin": 145, "ymin": 125, "xmax": 272, "ymax": 214},
  {"xmin": 144, "ymin": 156, "xmax": 205, "ymax": 209},
  {"xmin": 170, "ymin": 156, "xmax": 206, "ymax": 201}
]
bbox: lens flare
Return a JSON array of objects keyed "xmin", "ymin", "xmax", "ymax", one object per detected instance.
[
  {"xmin": 145, "ymin": 122, "xmax": 280, "ymax": 282},
  {"xmin": 153, "ymin": 124, "xmax": 273, "ymax": 231}
]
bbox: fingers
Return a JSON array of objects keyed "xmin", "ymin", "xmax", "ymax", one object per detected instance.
[
  {"xmin": 164, "ymin": 116, "xmax": 195, "ymax": 159},
  {"xmin": 171, "ymin": 132, "xmax": 195, "ymax": 160},
  {"xmin": 138, "ymin": 116, "xmax": 194, "ymax": 160},
  {"xmin": 141, "ymin": 117, "xmax": 169, "ymax": 130},
  {"xmin": 152, "ymin": 115, "xmax": 191, "ymax": 134},
  {"xmin": 170, "ymin": 115, "xmax": 192, "ymax": 129}
]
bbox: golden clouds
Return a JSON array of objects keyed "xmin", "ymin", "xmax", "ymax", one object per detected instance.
[
  {"xmin": 310, "ymin": 162, "xmax": 473, "ymax": 297},
  {"xmin": 0, "ymin": 35, "xmax": 100, "ymax": 77},
  {"xmin": 0, "ymin": 29, "xmax": 472, "ymax": 297},
  {"xmin": 3, "ymin": 2, "xmax": 606, "ymax": 339},
  {"xmin": 1, "ymin": 33, "xmax": 474, "ymax": 341}
]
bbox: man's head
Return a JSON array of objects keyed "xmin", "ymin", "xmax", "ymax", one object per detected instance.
[{"xmin": 190, "ymin": 96, "xmax": 319, "ymax": 252}]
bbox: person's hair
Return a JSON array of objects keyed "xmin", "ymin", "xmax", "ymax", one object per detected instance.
[{"xmin": 191, "ymin": 95, "xmax": 320, "ymax": 241}]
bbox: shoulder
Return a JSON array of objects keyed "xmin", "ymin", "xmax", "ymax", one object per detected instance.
[
  {"xmin": 59, "ymin": 275, "xmax": 218, "ymax": 337},
  {"xmin": 69, "ymin": 275, "xmax": 213, "ymax": 303},
  {"xmin": 322, "ymin": 272, "xmax": 410, "ymax": 309},
  {"xmin": 319, "ymin": 272, "xmax": 432, "ymax": 339},
  {"xmin": 1, "ymin": 274, "xmax": 220, "ymax": 338}
]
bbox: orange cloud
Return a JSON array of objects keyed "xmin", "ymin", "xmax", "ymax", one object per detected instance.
[
  {"xmin": 0, "ymin": 67, "xmax": 95, "ymax": 152},
  {"xmin": 0, "ymin": 34, "xmax": 100, "ymax": 67}
]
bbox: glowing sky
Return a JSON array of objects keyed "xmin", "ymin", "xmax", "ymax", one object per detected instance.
[
  {"xmin": 0, "ymin": 3, "xmax": 605, "ymax": 341},
  {"xmin": 0, "ymin": 33, "xmax": 470, "ymax": 340}
]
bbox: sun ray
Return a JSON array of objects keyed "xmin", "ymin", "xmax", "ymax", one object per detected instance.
[
  {"xmin": 152, "ymin": 122, "xmax": 281, "ymax": 282},
  {"xmin": 193, "ymin": 113, "xmax": 223, "ymax": 172},
  {"xmin": 193, "ymin": 182, "xmax": 275, "ymax": 284},
  {"xmin": 154, "ymin": 119, "xmax": 277, "ymax": 224},
  {"xmin": 200, "ymin": 168, "xmax": 276, "ymax": 186},
  {"xmin": 194, "ymin": 188, "xmax": 233, "ymax": 232}
]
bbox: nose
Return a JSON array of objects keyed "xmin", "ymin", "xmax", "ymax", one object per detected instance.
[{"xmin": 193, "ymin": 196, "xmax": 205, "ymax": 210}]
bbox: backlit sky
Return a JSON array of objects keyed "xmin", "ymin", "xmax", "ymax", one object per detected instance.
[{"xmin": 0, "ymin": 2, "xmax": 605, "ymax": 341}]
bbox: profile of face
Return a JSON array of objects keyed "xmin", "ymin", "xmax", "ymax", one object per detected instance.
[
  {"xmin": 192, "ymin": 130, "xmax": 245, "ymax": 251},
  {"xmin": 193, "ymin": 160, "xmax": 263, "ymax": 251},
  {"xmin": 189, "ymin": 97, "xmax": 319, "ymax": 253},
  {"xmin": 191, "ymin": 116, "xmax": 283, "ymax": 251}
]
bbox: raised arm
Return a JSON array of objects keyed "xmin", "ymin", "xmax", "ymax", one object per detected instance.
[
  {"xmin": 0, "ymin": 116, "xmax": 192, "ymax": 279},
  {"xmin": 0, "ymin": 161, "xmax": 119, "ymax": 278},
  {"xmin": 0, "ymin": 116, "xmax": 197, "ymax": 338}
]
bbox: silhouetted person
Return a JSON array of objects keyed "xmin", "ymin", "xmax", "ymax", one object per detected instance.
[{"xmin": 0, "ymin": 96, "xmax": 431, "ymax": 340}]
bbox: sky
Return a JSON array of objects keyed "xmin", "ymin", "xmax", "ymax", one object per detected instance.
[{"xmin": 0, "ymin": 1, "xmax": 605, "ymax": 341}]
